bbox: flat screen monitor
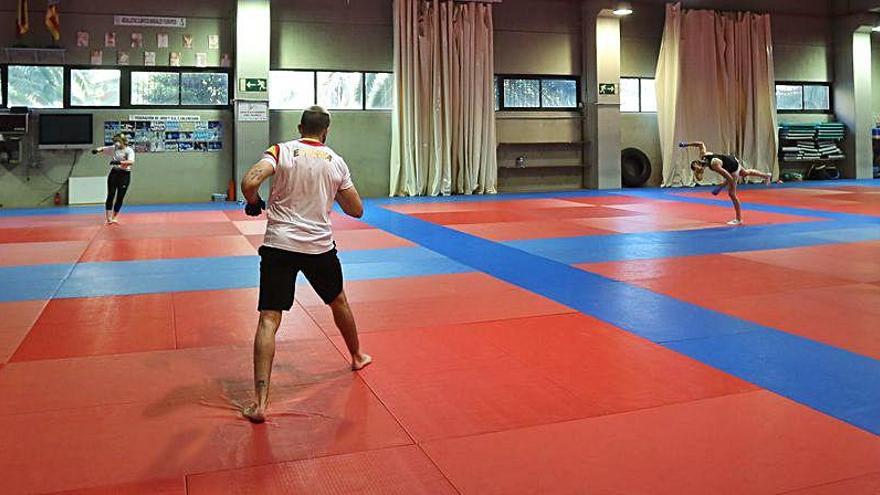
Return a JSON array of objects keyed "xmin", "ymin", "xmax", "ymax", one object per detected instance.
[{"xmin": 39, "ymin": 114, "xmax": 94, "ymax": 149}]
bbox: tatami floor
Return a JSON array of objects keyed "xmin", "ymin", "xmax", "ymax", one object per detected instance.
[{"xmin": 1, "ymin": 180, "xmax": 879, "ymax": 494}]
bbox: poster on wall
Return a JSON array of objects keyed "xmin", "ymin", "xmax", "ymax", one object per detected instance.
[
  {"xmin": 104, "ymin": 119, "xmax": 224, "ymax": 153},
  {"xmin": 169, "ymin": 52, "xmax": 181, "ymax": 67},
  {"xmin": 105, "ymin": 32, "xmax": 117, "ymax": 48},
  {"xmin": 76, "ymin": 31, "xmax": 89, "ymax": 47},
  {"xmin": 114, "ymin": 16, "xmax": 187, "ymax": 28},
  {"xmin": 131, "ymin": 32, "xmax": 143, "ymax": 48},
  {"xmin": 157, "ymin": 33, "xmax": 169, "ymax": 48},
  {"xmin": 144, "ymin": 51, "xmax": 156, "ymax": 66},
  {"xmin": 208, "ymin": 34, "xmax": 219, "ymax": 50},
  {"xmin": 90, "ymin": 49, "xmax": 103, "ymax": 65},
  {"xmin": 183, "ymin": 34, "xmax": 193, "ymax": 49},
  {"xmin": 195, "ymin": 53, "xmax": 207, "ymax": 67},
  {"xmin": 237, "ymin": 101, "xmax": 269, "ymax": 122},
  {"xmin": 117, "ymin": 51, "xmax": 130, "ymax": 65}
]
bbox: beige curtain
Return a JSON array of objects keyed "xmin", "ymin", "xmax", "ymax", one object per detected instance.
[
  {"xmin": 656, "ymin": 3, "xmax": 779, "ymax": 187},
  {"xmin": 391, "ymin": 0, "xmax": 497, "ymax": 196}
]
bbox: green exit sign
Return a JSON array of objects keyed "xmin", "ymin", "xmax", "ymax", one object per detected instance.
[
  {"xmin": 241, "ymin": 78, "xmax": 268, "ymax": 92},
  {"xmin": 599, "ymin": 83, "xmax": 617, "ymax": 96}
]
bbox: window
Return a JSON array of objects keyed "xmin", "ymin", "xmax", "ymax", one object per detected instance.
[
  {"xmin": 640, "ymin": 78, "xmax": 657, "ymax": 112},
  {"xmin": 541, "ymin": 79, "xmax": 578, "ymax": 108},
  {"xmin": 497, "ymin": 76, "xmax": 579, "ymax": 111},
  {"xmin": 269, "ymin": 71, "xmax": 315, "ymax": 110},
  {"xmin": 8, "ymin": 65, "xmax": 64, "ymax": 108},
  {"xmin": 71, "ymin": 69, "xmax": 121, "ymax": 107},
  {"xmin": 181, "ymin": 72, "xmax": 229, "ymax": 106},
  {"xmin": 503, "ymin": 78, "xmax": 540, "ymax": 108},
  {"xmin": 804, "ymin": 84, "xmax": 830, "ymax": 111},
  {"xmin": 317, "ymin": 72, "xmax": 363, "ymax": 110},
  {"xmin": 775, "ymin": 83, "xmax": 831, "ymax": 112},
  {"xmin": 365, "ymin": 72, "xmax": 393, "ymax": 110},
  {"xmin": 620, "ymin": 78, "xmax": 640, "ymax": 112},
  {"xmin": 620, "ymin": 77, "xmax": 656, "ymax": 113},
  {"xmin": 131, "ymin": 72, "xmax": 180, "ymax": 106},
  {"xmin": 776, "ymin": 84, "xmax": 803, "ymax": 111}
]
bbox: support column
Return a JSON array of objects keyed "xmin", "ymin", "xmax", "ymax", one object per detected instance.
[
  {"xmin": 582, "ymin": 4, "xmax": 622, "ymax": 189},
  {"xmin": 833, "ymin": 17, "xmax": 873, "ymax": 179},
  {"xmin": 234, "ymin": 0, "xmax": 271, "ymax": 199}
]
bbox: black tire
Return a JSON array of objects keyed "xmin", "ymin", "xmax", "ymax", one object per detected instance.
[{"xmin": 621, "ymin": 147, "xmax": 652, "ymax": 187}]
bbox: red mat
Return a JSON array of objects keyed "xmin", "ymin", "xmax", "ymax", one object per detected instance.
[
  {"xmin": 450, "ymin": 219, "xmax": 612, "ymax": 241},
  {"xmin": 94, "ymin": 222, "xmax": 242, "ymax": 241},
  {"xmin": 786, "ymin": 472, "xmax": 880, "ymax": 495},
  {"xmin": 48, "ymin": 478, "xmax": 185, "ymax": 495},
  {"xmin": 0, "ymin": 240, "xmax": 89, "ymax": 267},
  {"xmin": 0, "ymin": 338, "xmax": 355, "ymax": 416},
  {"xmin": 423, "ymin": 391, "xmax": 880, "ymax": 494},
  {"xmin": 0, "ymin": 375, "xmax": 410, "ymax": 494},
  {"xmin": 0, "ymin": 225, "xmax": 100, "ymax": 244},
  {"xmin": 0, "ymin": 300, "xmax": 48, "ymax": 363},
  {"xmin": 13, "ymin": 294, "xmax": 177, "ymax": 362},
  {"xmin": 728, "ymin": 241, "xmax": 880, "ymax": 283},
  {"xmin": 187, "ymin": 446, "xmax": 456, "ymax": 495},
  {"xmin": 386, "ymin": 198, "xmax": 594, "ymax": 214},
  {"xmin": 300, "ymin": 280, "xmax": 573, "ymax": 335},
  {"xmin": 352, "ymin": 314, "xmax": 753, "ymax": 442},
  {"xmin": 80, "ymin": 235, "xmax": 255, "ymax": 262},
  {"xmin": 173, "ymin": 289, "xmax": 325, "ymax": 349}
]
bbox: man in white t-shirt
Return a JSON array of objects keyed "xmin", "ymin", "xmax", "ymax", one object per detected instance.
[{"xmin": 239, "ymin": 105, "xmax": 371, "ymax": 423}]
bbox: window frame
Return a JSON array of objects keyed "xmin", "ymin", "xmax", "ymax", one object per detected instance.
[
  {"xmin": 315, "ymin": 70, "xmax": 366, "ymax": 111},
  {"xmin": 6, "ymin": 64, "xmax": 66, "ymax": 109},
  {"xmin": 0, "ymin": 63, "xmax": 233, "ymax": 110},
  {"xmin": 620, "ymin": 77, "xmax": 657, "ymax": 114},
  {"xmin": 496, "ymin": 74, "xmax": 581, "ymax": 112},
  {"xmin": 179, "ymin": 71, "xmax": 231, "ymax": 107},
  {"xmin": 128, "ymin": 66, "xmax": 232, "ymax": 109},
  {"xmin": 775, "ymin": 81, "xmax": 833, "ymax": 114},
  {"xmin": 363, "ymin": 70, "xmax": 394, "ymax": 111},
  {"xmin": 69, "ymin": 68, "xmax": 124, "ymax": 108},
  {"xmin": 0, "ymin": 65, "xmax": 7, "ymax": 108},
  {"xmin": 269, "ymin": 68, "xmax": 395, "ymax": 112}
]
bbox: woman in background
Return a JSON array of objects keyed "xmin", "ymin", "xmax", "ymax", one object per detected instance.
[
  {"xmin": 681, "ymin": 141, "xmax": 771, "ymax": 225},
  {"xmin": 92, "ymin": 134, "xmax": 135, "ymax": 224}
]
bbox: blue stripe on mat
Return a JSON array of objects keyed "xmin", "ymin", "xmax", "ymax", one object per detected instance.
[
  {"xmin": 505, "ymin": 221, "xmax": 880, "ymax": 264},
  {"xmin": 0, "ymin": 247, "xmax": 471, "ymax": 301},
  {"xmin": 362, "ymin": 204, "xmax": 880, "ymax": 435}
]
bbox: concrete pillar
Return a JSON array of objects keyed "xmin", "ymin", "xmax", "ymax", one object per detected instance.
[
  {"xmin": 582, "ymin": 5, "xmax": 622, "ymax": 189},
  {"xmin": 833, "ymin": 17, "xmax": 873, "ymax": 179},
  {"xmin": 234, "ymin": 0, "xmax": 271, "ymax": 199}
]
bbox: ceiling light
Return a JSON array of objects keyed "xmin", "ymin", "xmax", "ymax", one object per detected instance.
[{"xmin": 613, "ymin": 1, "xmax": 633, "ymax": 16}]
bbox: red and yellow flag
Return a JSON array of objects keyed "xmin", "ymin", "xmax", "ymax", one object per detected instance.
[
  {"xmin": 45, "ymin": 0, "xmax": 60, "ymax": 42},
  {"xmin": 16, "ymin": 0, "xmax": 29, "ymax": 37}
]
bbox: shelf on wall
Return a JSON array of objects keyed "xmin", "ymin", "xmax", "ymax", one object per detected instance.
[
  {"xmin": 3, "ymin": 47, "xmax": 67, "ymax": 64},
  {"xmin": 499, "ymin": 163, "xmax": 585, "ymax": 169}
]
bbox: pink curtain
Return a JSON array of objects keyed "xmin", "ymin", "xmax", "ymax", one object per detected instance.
[
  {"xmin": 391, "ymin": 0, "xmax": 497, "ymax": 196},
  {"xmin": 656, "ymin": 3, "xmax": 779, "ymax": 186}
]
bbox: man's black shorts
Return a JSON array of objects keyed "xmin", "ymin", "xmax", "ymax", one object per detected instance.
[{"xmin": 258, "ymin": 245, "xmax": 343, "ymax": 311}]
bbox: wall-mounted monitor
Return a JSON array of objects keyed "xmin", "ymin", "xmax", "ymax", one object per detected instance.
[
  {"xmin": 0, "ymin": 113, "xmax": 28, "ymax": 135},
  {"xmin": 38, "ymin": 114, "xmax": 94, "ymax": 150}
]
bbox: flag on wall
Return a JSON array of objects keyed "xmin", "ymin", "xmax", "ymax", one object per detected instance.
[
  {"xmin": 16, "ymin": 0, "xmax": 29, "ymax": 37},
  {"xmin": 45, "ymin": 0, "xmax": 60, "ymax": 42}
]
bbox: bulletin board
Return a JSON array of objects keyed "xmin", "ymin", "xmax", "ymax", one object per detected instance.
[{"xmin": 103, "ymin": 120, "xmax": 224, "ymax": 153}]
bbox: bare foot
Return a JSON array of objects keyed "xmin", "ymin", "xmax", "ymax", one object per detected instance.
[
  {"xmin": 243, "ymin": 403, "xmax": 266, "ymax": 424},
  {"xmin": 352, "ymin": 353, "xmax": 373, "ymax": 371}
]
